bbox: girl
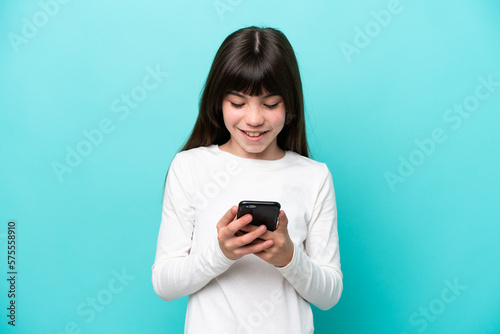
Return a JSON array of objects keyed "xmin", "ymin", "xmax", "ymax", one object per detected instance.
[{"xmin": 152, "ymin": 26, "xmax": 343, "ymax": 333}]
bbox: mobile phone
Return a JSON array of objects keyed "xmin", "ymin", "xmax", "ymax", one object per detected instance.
[{"xmin": 237, "ymin": 201, "xmax": 281, "ymax": 231}]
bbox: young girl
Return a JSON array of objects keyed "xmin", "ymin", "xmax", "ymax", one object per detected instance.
[{"xmin": 152, "ymin": 26, "xmax": 342, "ymax": 333}]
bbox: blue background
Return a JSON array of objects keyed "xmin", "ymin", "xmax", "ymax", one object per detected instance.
[{"xmin": 1, "ymin": 0, "xmax": 499, "ymax": 333}]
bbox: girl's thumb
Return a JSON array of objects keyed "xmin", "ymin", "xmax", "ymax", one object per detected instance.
[{"xmin": 276, "ymin": 210, "xmax": 288, "ymax": 231}]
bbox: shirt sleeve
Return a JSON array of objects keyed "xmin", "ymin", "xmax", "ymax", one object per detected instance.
[
  {"xmin": 276, "ymin": 164, "xmax": 343, "ymax": 310},
  {"xmin": 151, "ymin": 153, "xmax": 236, "ymax": 301}
]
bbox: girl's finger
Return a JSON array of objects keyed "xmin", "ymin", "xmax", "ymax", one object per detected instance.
[
  {"xmin": 239, "ymin": 224, "xmax": 259, "ymax": 233},
  {"xmin": 234, "ymin": 224, "xmax": 268, "ymax": 246},
  {"xmin": 233, "ymin": 239, "xmax": 274, "ymax": 256},
  {"xmin": 225, "ymin": 214, "xmax": 253, "ymax": 235},
  {"xmin": 276, "ymin": 210, "xmax": 288, "ymax": 232}
]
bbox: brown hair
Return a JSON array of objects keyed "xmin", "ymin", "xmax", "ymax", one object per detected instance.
[{"xmin": 182, "ymin": 26, "xmax": 308, "ymax": 157}]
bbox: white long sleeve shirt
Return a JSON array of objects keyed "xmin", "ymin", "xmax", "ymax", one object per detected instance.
[{"xmin": 152, "ymin": 145, "xmax": 343, "ymax": 333}]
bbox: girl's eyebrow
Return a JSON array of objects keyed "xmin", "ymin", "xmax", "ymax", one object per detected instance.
[{"xmin": 228, "ymin": 91, "xmax": 280, "ymax": 99}]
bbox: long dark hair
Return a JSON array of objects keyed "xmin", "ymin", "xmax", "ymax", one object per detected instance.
[{"xmin": 182, "ymin": 26, "xmax": 308, "ymax": 157}]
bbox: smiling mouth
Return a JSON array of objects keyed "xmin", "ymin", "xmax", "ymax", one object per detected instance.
[{"xmin": 241, "ymin": 130, "xmax": 268, "ymax": 137}]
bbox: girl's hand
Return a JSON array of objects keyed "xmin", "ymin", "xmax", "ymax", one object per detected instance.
[
  {"xmin": 217, "ymin": 206, "xmax": 274, "ymax": 261},
  {"xmin": 241, "ymin": 210, "xmax": 294, "ymax": 267}
]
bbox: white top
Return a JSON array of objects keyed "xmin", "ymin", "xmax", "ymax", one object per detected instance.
[{"xmin": 152, "ymin": 145, "xmax": 343, "ymax": 334}]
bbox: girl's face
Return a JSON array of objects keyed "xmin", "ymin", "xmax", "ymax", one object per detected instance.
[{"xmin": 220, "ymin": 91, "xmax": 286, "ymax": 160}]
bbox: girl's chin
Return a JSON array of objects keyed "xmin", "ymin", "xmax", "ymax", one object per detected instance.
[
  {"xmin": 240, "ymin": 145, "xmax": 268, "ymax": 154},
  {"xmin": 239, "ymin": 143, "xmax": 283, "ymax": 158},
  {"xmin": 225, "ymin": 137, "xmax": 280, "ymax": 158}
]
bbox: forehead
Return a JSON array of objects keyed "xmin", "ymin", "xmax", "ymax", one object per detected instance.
[{"xmin": 226, "ymin": 91, "xmax": 281, "ymax": 99}]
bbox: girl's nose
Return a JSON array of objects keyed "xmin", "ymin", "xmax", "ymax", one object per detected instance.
[{"xmin": 245, "ymin": 105, "xmax": 265, "ymax": 126}]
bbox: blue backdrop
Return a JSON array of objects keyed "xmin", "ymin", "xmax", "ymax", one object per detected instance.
[{"xmin": 1, "ymin": 1, "xmax": 499, "ymax": 333}]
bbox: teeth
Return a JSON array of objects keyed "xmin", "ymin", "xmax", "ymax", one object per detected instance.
[{"xmin": 244, "ymin": 131, "xmax": 264, "ymax": 137}]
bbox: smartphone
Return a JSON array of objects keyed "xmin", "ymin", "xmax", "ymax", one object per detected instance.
[{"xmin": 237, "ymin": 201, "xmax": 281, "ymax": 231}]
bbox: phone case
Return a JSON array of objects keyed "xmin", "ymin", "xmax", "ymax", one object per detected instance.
[{"xmin": 237, "ymin": 201, "xmax": 281, "ymax": 231}]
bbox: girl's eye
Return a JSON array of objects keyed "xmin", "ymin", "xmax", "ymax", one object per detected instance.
[
  {"xmin": 231, "ymin": 102, "xmax": 244, "ymax": 108},
  {"xmin": 264, "ymin": 103, "xmax": 279, "ymax": 109}
]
